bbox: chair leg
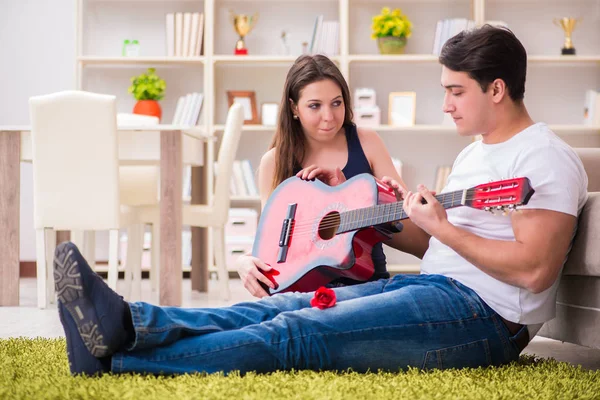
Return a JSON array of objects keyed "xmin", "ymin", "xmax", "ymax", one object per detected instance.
[
  {"xmin": 108, "ymin": 229, "xmax": 119, "ymax": 290},
  {"xmin": 150, "ymin": 222, "xmax": 160, "ymax": 293},
  {"xmin": 70, "ymin": 230, "xmax": 85, "ymax": 251},
  {"xmin": 213, "ymin": 226, "xmax": 230, "ymax": 301},
  {"xmin": 35, "ymin": 229, "xmax": 49, "ymax": 309},
  {"xmin": 44, "ymin": 229, "xmax": 57, "ymax": 304},
  {"xmin": 82, "ymin": 230, "xmax": 96, "ymax": 271},
  {"xmin": 125, "ymin": 224, "xmax": 144, "ymax": 301}
]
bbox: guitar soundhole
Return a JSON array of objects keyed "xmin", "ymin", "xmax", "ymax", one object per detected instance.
[{"xmin": 318, "ymin": 211, "xmax": 341, "ymax": 240}]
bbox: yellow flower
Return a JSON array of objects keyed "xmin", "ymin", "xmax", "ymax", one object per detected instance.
[{"xmin": 371, "ymin": 6, "xmax": 412, "ymax": 39}]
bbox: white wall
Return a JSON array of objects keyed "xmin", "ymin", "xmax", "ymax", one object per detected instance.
[{"xmin": 0, "ymin": 0, "xmax": 76, "ymax": 260}]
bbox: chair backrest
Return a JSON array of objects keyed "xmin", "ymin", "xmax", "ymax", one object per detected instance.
[
  {"xmin": 116, "ymin": 113, "xmax": 160, "ymax": 206},
  {"xmin": 212, "ymin": 103, "xmax": 244, "ymax": 222},
  {"xmin": 29, "ymin": 90, "xmax": 121, "ymax": 230},
  {"xmin": 574, "ymin": 147, "xmax": 600, "ymax": 192}
]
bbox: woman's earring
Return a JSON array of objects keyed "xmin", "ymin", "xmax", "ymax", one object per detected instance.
[{"xmin": 293, "ymin": 115, "xmax": 299, "ymax": 120}]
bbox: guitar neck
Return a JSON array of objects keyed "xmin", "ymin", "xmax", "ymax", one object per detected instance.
[{"xmin": 337, "ymin": 189, "xmax": 468, "ymax": 234}]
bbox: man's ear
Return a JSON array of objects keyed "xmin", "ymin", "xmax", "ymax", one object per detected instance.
[{"xmin": 491, "ymin": 79, "xmax": 507, "ymax": 103}]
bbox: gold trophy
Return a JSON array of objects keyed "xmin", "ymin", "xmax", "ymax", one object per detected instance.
[
  {"xmin": 553, "ymin": 17, "xmax": 581, "ymax": 55},
  {"xmin": 230, "ymin": 10, "xmax": 259, "ymax": 55}
]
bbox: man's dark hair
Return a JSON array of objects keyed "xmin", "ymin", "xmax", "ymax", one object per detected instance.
[{"xmin": 439, "ymin": 25, "xmax": 527, "ymax": 102}]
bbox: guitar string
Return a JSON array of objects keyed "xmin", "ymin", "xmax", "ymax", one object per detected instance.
[{"xmin": 283, "ymin": 195, "xmax": 512, "ymax": 237}]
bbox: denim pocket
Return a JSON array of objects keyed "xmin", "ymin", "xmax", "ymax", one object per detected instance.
[{"xmin": 422, "ymin": 339, "xmax": 492, "ymax": 370}]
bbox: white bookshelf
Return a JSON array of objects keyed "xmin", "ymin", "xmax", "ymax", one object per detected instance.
[{"xmin": 76, "ymin": 0, "xmax": 600, "ymax": 272}]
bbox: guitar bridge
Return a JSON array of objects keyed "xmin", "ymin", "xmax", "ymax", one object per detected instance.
[{"xmin": 278, "ymin": 203, "xmax": 297, "ymax": 263}]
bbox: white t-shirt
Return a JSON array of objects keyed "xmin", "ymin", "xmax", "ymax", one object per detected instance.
[{"xmin": 420, "ymin": 123, "xmax": 588, "ymax": 326}]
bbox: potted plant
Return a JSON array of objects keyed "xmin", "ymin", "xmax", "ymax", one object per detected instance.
[
  {"xmin": 128, "ymin": 67, "xmax": 166, "ymax": 120},
  {"xmin": 371, "ymin": 7, "xmax": 413, "ymax": 55}
]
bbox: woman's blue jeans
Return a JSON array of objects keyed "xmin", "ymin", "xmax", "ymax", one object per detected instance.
[{"xmin": 111, "ymin": 274, "xmax": 523, "ymax": 375}]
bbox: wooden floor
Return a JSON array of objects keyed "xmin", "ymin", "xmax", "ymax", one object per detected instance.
[{"xmin": 1, "ymin": 277, "xmax": 599, "ymax": 370}]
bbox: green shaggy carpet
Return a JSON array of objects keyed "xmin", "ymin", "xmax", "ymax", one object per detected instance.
[{"xmin": 1, "ymin": 338, "xmax": 599, "ymax": 400}]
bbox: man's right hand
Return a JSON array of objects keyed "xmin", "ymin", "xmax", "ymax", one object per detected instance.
[{"xmin": 236, "ymin": 254, "xmax": 275, "ymax": 298}]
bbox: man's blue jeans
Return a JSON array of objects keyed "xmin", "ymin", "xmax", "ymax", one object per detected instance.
[{"xmin": 111, "ymin": 274, "xmax": 523, "ymax": 374}]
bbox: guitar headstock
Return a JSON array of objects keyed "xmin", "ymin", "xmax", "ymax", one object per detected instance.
[{"xmin": 465, "ymin": 177, "xmax": 534, "ymax": 214}]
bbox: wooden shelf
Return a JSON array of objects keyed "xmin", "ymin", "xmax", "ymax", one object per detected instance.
[
  {"xmin": 349, "ymin": 54, "xmax": 440, "ymax": 63},
  {"xmin": 348, "ymin": 55, "xmax": 600, "ymax": 64},
  {"xmin": 528, "ymin": 55, "xmax": 600, "ymax": 64},
  {"xmin": 549, "ymin": 125, "xmax": 600, "ymax": 134},
  {"xmin": 231, "ymin": 196, "xmax": 261, "ymax": 202},
  {"xmin": 369, "ymin": 124, "xmax": 456, "ymax": 133},
  {"xmin": 213, "ymin": 55, "xmax": 341, "ymax": 65},
  {"xmin": 213, "ymin": 124, "xmax": 276, "ymax": 132},
  {"xmin": 78, "ymin": 56, "xmax": 206, "ymax": 66}
]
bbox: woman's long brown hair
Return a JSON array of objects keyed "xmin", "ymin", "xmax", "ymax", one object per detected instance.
[{"xmin": 270, "ymin": 54, "xmax": 354, "ymax": 191}]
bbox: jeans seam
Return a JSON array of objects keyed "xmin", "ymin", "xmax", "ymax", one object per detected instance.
[
  {"xmin": 446, "ymin": 278, "xmax": 479, "ymax": 318},
  {"xmin": 141, "ymin": 317, "xmax": 486, "ymax": 363},
  {"xmin": 492, "ymin": 314, "xmax": 519, "ymax": 360},
  {"xmin": 129, "ymin": 302, "xmax": 144, "ymax": 348}
]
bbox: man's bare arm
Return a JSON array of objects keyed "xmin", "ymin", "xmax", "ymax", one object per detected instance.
[
  {"xmin": 384, "ymin": 219, "xmax": 431, "ymax": 260},
  {"xmin": 436, "ymin": 208, "xmax": 575, "ymax": 293},
  {"xmin": 405, "ymin": 185, "xmax": 576, "ymax": 293}
]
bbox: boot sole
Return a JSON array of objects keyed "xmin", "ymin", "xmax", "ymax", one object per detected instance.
[{"xmin": 54, "ymin": 242, "xmax": 110, "ymax": 358}]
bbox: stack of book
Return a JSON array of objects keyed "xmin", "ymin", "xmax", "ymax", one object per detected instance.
[
  {"xmin": 310, "ymin": 16, "xmax": 340, "ymax": 56},
  {"xmin": 432, "ymin": 19, "xmax": 475, "ymax": 56},
  {"xmin": 230, "ymin": 159, "xmax": 259, "ymax": 197},
  {"xmin": 171, "ymin": 92, "xmax": 204, "ymax": 126},
  {"xmin": 166, "ymin": 12, "xmax": 204, "ymax": 57}
]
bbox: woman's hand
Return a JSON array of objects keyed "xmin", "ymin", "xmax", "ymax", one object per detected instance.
[
  {"xmin": 296, "ymin": 165, "xmax": 346, "ymax": 186},
  {"xmin": 236, "ymin": 254, "xmax": 275, "ymax": 298},
  {"xmin": 380, "ymin": 176, "xmax": 407, "ymax": 201}
]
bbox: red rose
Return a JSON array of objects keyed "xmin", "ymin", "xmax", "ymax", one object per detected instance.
[{"xmin": 310, "ymin": 287, "xmax": 337, "ymax": 309}]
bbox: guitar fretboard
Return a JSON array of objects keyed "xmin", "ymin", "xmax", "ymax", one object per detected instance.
[{"xmin": 337, "ymin": 189, "xmax": 468, "ymax": 233}]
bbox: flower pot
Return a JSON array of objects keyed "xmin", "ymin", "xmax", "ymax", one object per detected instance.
[
  {"xmin": 377, "ymin": 36, "xmax": 407, "ymax": 55},
  {"xmin": 133, "ymin": 100, "xmax": 162, "ymax": 121}
]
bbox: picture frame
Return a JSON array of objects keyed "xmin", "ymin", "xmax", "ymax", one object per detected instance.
[
  {"xmin": 261, "ymin": 102, "xmax": 279, "ymax": 126},
  {"xmin": 227, "ymin": 90, "xmax": 259, "ymax": 124},
  {"xmin": 388, "ymin": 92, "xmax": 416, "ymax": 127}
]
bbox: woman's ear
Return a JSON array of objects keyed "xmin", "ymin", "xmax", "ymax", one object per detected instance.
[{"xmin": 289, "ymin": 98, "xmax": 298, "ymax": 115}]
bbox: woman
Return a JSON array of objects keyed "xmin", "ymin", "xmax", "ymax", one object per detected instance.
[{"xmin": 236, "ymin": 54, "xmax": 408, "ymax": 297}]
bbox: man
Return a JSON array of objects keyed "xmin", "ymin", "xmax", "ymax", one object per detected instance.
[{"xmin": 55, "ymin": 25, "xmax": 587, "ymax": 376}]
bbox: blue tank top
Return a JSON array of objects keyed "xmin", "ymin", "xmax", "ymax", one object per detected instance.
[{"xmin": 293, "ymin": 124, "xmax": 389, "ymax": 284}]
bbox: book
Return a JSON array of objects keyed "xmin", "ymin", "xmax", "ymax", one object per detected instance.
[
  {"xmin": 241, "ymin": 159, "xmax": 259, "ymax": 197},
  {"xmin": 195, "ymin": 13, "xmax": 205, "ymax": 56},
  {"xmin": 187, "ymin": 93, "xmax": 204, "ymax": 126},
  {"xmin": 171, "ymin": 96, "xmax": 185, "ymax": 125},
  {"xmin": 182, "ymin": 12, "xmax": 192, "ymax": 57},
  {"xmin": 175, "ymin": 12, "xmax": 183, "ymax": 57},
  {"xmin": 189, "ymin": 13, "xmax": 200, "ymax": 58},
  {"xmin": 232, "ymin": 160, "xmax": 249, "ymax": 197},
  {"xmin": 165, "ymin": 13, "xmax": 175, "ymax": 57}
]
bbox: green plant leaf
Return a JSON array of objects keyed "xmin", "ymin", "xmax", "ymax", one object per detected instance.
[{"xmin": 128, "ymin": 67, "xmax": 166, "ymax": 101}]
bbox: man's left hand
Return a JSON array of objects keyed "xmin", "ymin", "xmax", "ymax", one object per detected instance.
[{"xmin": 403, "ymin": 184, "xmax": 449, "ymax": 236}]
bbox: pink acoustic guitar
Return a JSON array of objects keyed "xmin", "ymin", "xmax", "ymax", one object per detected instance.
[{"xmin": 252, "ymin": 173, "xmax": 534, "ymax": 295}]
